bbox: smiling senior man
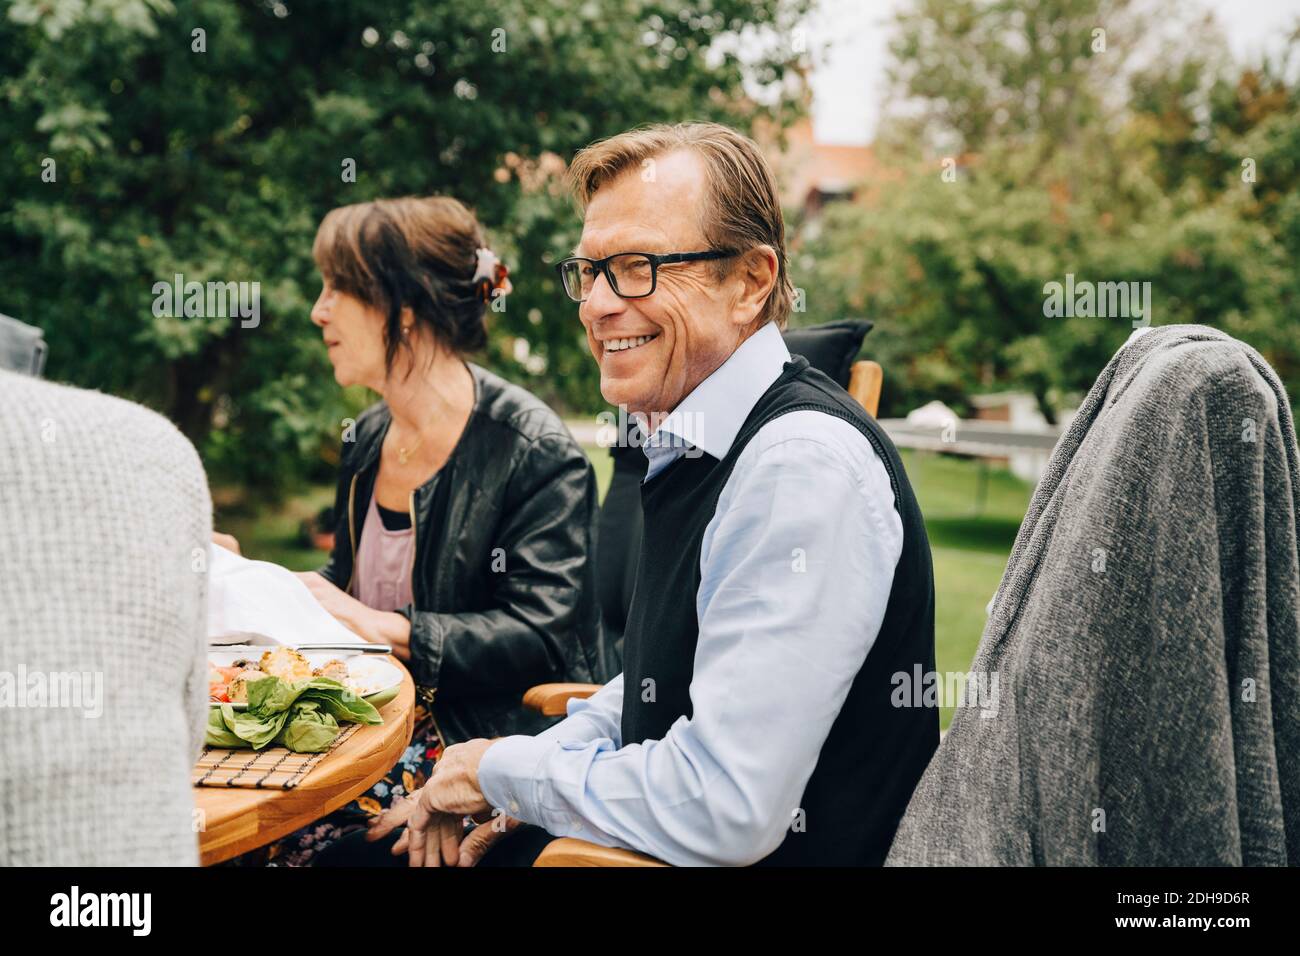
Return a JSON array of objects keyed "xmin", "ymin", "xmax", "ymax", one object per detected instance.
[{"xmin": 369, "ymin": 122, "xmax": 938, "ymax": 867}]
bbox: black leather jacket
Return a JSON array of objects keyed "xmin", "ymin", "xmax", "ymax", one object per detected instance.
[{"xmin": 318, "ymin": 363, "xmax": 609, "ymax": 746}]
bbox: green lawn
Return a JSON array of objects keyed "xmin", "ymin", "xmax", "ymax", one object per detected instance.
[
  {"xmin": 589, "ymin": 445, "xmax": 614, "ymax": 505},
  {"xmin": 217, "ymin": 485, "xmax": 333, "ymax": 573},
  {"xmin": 228, "ymin": 446, "xmax": 1032, "ymax": 729},
  {"xmin": 899, "ymin": 451, "xmax": 1032, "ymax": 727}
]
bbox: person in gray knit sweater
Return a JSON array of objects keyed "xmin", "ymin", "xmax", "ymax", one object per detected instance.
[{"xmin": 0, "ymin": 369, "xmax": 211, "ymax": 866}]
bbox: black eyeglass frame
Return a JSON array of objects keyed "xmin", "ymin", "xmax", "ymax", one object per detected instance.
[{"xmin": 554, "ymin": 249, "xmax": 737, "ymax": 302}]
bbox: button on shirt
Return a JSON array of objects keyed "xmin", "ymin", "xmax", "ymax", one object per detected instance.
[{"xmin": 477, "ymin": 321, "xmax": 903, "ymax": 865}]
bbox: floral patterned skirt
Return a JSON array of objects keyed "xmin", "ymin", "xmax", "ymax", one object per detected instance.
[{"xmin": 231, "ymin": 695, "xmax": 444, "ymax": 867}]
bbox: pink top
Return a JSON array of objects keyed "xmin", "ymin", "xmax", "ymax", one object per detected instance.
[{"xmin": 351, "ymin": 491, "xmax": 416, "ymax": 612}]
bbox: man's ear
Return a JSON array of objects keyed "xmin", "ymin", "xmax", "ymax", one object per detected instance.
[{"xmin": 729, "ymin": 245, "xmax": 779, "ymax": 328}]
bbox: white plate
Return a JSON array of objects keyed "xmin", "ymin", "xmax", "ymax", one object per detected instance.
[{"xmin": 208, "ymin": 649, "xmax": 402, "ymax": 708}]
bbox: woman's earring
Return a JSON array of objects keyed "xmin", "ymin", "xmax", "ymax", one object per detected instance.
[{"xmin": 402, "ymin": 326, "xmax": 412, "ymax": 337}]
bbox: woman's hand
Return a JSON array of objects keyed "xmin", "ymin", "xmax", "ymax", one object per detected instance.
[
  {"xmin": 212, "ymin": 531, "xmax": 241, "ymax": 555},
  {"xmin": 456, "ymin": 814, "xmax": 525, "ymax": 867},
  {"xmin": 368, "ymin": 795, "xmax": 467, "ymax": 868},
  {"xmin": 295, "ymin": 571, "xmax": 411, "ymax": 659},
  {"xmin": 380, "ymin": 808, "xmax": 524, "ymax": 867}
]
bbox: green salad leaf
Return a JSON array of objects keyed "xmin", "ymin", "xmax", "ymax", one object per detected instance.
[
  {"xmin": 222, "ymin": 700, "xmax": 291, "ymax": 749},
  {"xmin": 205, "ymin": 674, "xmax": 384, "ymax": 752},
  {"xmin": 299, "ymin": 679, "xmax": 383, "ymax": 726},
  {"xmin": 205, "ymin": 706, "xmax": 244, "ymax": 748},
  {"xmin": 245, "ymin": 674, "xmax": 301, "ymax": 713},
  {"xmin": 276, "ymin": 699, "xmax": 340, "ymax": 753}
]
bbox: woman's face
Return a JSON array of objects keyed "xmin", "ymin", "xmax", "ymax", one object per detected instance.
[{"xmin": 310, "ymin": 279, "xmax": 391, "ymax": 391}]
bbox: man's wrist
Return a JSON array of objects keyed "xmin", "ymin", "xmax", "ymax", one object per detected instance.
[
  {"xmin": 467, "ymin": 738, "xmax": 500, "ymax": 795},
  {"xmin": 478, "ymin": 734, "xmax": 554, "ymax": 822}
]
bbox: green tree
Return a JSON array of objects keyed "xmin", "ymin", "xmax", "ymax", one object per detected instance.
[
  {"xmin": 1, "ymin": 0, "xmax": 812, "ymax": 493},
  {"xmin": 793, "ymin": 0, "xmax": 1298, "ymax": 421}
]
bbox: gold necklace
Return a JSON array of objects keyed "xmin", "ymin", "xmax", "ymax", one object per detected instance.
[{"xmin": 394, "ymin": 426, "xmax": 425, "ymax": 466}]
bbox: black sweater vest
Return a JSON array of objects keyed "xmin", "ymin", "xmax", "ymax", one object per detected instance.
[{"xmin": 620, "ymin": 357, "xmax": 938, "ymax": 866}]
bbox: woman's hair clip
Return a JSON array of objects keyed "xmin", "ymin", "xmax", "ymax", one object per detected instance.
[{"xmin": 473, "ymin": 247, "xmax": 512, "ymax": 303}]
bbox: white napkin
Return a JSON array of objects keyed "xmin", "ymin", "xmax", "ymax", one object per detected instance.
[{"xmin": 206, "ymin": 544, "xmax": 367, "ymax": 647}]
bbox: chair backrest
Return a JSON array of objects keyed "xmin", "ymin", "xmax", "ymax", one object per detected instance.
[{"xmin": 848, "ymin": 360, "xmax": 883, "ymax": 418}]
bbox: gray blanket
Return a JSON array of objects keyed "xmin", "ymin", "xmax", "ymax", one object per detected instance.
[{"xmin": 887, "ymin": 325, "xmax": 1300, "ymax": 865}]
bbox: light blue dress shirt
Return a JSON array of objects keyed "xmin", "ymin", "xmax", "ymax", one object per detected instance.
[{"xmin": 478, "ymin": 321, "xmax": 903, "ymax": 865}]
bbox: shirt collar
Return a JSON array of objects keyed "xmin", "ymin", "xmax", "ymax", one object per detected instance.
[{"xmin": 640, "ymin": 321, "xmax": 791, "ymax": 468}]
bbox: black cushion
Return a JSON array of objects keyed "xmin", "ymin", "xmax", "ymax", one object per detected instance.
[{"xmin": 782, "ymin": 318, "xmax": 873, "ymax": 388}]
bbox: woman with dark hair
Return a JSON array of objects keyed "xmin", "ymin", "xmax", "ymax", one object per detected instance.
[{"xmin": 220, "ymin": 195, "xmax": 607, "ymax": 865}]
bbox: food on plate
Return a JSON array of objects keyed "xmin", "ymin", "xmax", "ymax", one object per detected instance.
[
  {"xmin": 259, "ymin": 647, "xmax": 315, "ymax": 683},
  {"xmin": 205, "ymin": 674, "xmax": 383, "ymax": 753},
  {"xmin": 313, "ymin": 658, "xmax": 350, "ymax": 682},
  {"xmin": 208, "ymin": 663, "xmax": 265, "ymax": 703},
  {"xmin": 208, "ymin": 653, "xmax": 387, "ymax": 703},
  {"xmin": 208, "ymin": 665, "xmax": 243, "ymax": 704},
  {"xmin": 205, "ymin": 648, "xmax": 397, "ymax": 753},
  {"xmin": 226, "ymin": 668, "xmax": 266, "ymax": 704}
]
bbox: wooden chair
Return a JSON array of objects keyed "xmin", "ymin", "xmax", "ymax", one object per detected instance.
[
  {"xmin": 848, "ymin": 359, "xmax": 883, "ymax": 419},
  {"xmin": 523, "ymin": 359, "xmax": 884, "ymax": 867}
]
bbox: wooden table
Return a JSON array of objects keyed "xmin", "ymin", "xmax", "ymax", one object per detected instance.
[{"xmin": 195, "ymin": 662, "xmax": 416, "ymax": 865}]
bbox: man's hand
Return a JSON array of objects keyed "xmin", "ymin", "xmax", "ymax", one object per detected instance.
[
  {"xmin": 422, "ymin": 738, "xmax": 495, "ymax": 815},
  {"xmin": 366, "ymin": 739, "xmax": 498, "ymax": 867},
  {"xmin": 296, "ymin": 571, "xmax": 411, "ymax": 660}
]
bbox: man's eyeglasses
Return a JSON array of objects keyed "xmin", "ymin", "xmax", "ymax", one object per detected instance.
[{"xmin": 555, "ymin": 250, "xmax": 735, "ymax": 303}]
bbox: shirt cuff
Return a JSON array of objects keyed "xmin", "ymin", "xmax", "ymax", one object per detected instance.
[{"xmin": 478, "ymin": 734, "xmax": 555, "ymax": 822}]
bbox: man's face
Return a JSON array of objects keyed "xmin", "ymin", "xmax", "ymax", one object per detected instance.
[{"xmin": 576, "ymin": 150, "xmax": 749, "ymax": 418}]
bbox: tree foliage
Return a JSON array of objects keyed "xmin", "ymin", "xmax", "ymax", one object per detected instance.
[
  {"xmin": 794, "ymin": 0, "xmax": 1299, "ymax": 421},
  {"xmin": 1, "ymin": 0, "xmax": 812, "ymax": 492}
]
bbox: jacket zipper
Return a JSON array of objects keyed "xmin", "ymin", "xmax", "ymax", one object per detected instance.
[
  {"xmin": 344, "ymin": 473, "xmax": 359, "ymax": 595},
  {"xmin": 407, "ymin": 488, "xmax": 418, "ymax": 585}
]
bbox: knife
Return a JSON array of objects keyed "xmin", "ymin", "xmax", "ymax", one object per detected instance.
[{"xmin": 209, "ymin": 643, "xmax": 393, "ymax": 655}]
